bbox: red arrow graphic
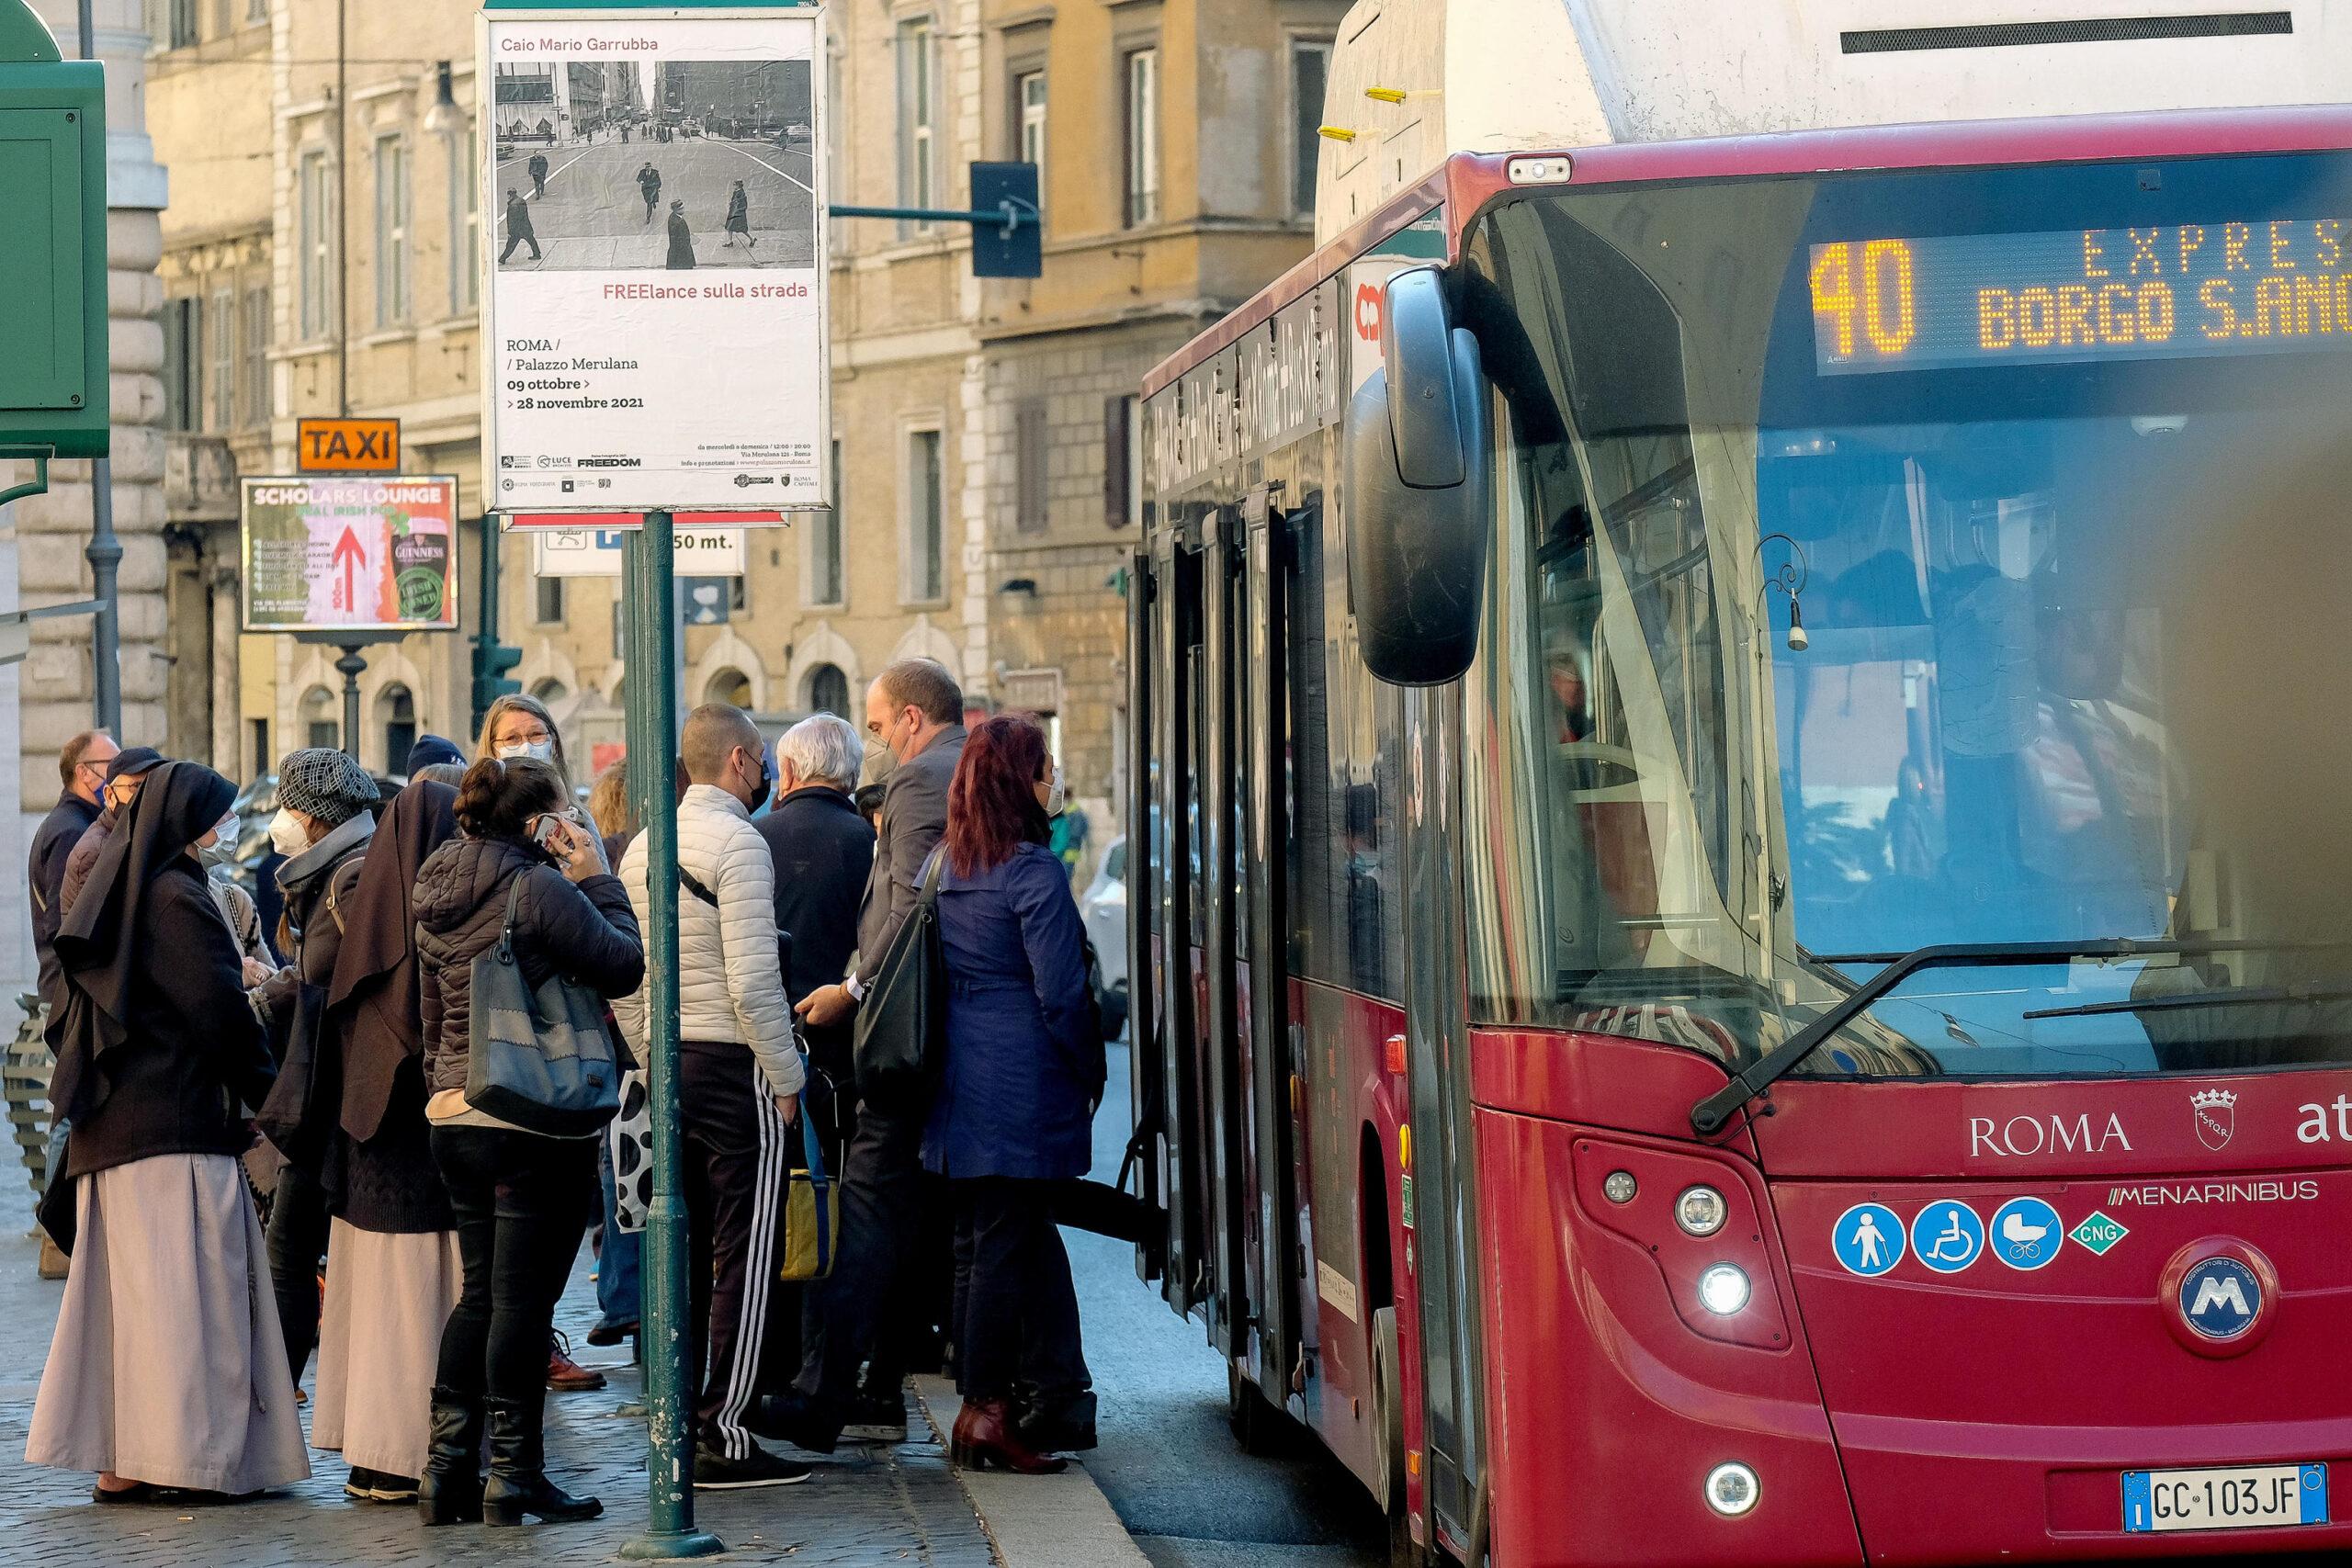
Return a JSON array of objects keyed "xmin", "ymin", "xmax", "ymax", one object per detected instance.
[{"xmin": 331, "ymin": 526, "xmax": 365, "ymax": 613}]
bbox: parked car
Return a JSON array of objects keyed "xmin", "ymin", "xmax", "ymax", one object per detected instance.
[{"xmin": 1079, "ymin": 836, "xmax": 1128, "ymax": 1042}]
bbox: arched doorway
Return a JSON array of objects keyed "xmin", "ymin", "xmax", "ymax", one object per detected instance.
[
  {"xmin": 804, "ymin": 662, "xmax": 849, "ymax": 717},
  {"xmin": 705, "ymin": 668, "xmax": 752, "ymax": 708},
  {"xmin": 300, "ymin": 685, "xmax": 340, "ymax": 752},
  {"xmin": 377, "ymin": 683, "xmax": 416, "ymax": 773}
]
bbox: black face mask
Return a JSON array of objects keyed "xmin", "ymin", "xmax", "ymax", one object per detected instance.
[{"xmin": 742, "ymin": 750, "xmax": 771, "ymax": 811}]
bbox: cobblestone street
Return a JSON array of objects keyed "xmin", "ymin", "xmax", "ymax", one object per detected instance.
[{"xmin": 0, "ymin": 1230, "xmax": 997, "ymax": 1567}]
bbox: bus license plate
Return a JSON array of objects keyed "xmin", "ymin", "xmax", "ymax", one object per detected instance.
[{"xmin": 2122, "ymin": 1464, "xmax": 2328, "ymax": 1532}]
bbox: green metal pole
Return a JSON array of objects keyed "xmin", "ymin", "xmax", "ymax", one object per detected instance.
[{"xmin": 619, "ymin": 510, "xmax": 722, "ymax": 1560}]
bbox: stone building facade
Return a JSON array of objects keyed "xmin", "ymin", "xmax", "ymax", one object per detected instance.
[
  {"xmin": 133, "ymin": 0, "xmax": 1344, "ymax": 887},
  {"xmin": 971, "ymin": 0, "xmax": 1348, "ymax": 846}
]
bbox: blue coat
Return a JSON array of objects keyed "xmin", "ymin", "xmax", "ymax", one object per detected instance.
[{"xmin": 923, "ymin": 841, "xmax": 1099, "ymax": 1181}]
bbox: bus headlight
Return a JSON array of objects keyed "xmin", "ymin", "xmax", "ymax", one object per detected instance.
[
  {"xmin": 1698, "ymin": 1264, "xmax": 1750, "ymax": 1315},
  {"xmin": 1675, "ymin": 1185, "xmax": 1728, "ymax": 1236},
  {"xmin": 1704, "ymin": 1461, "xmax": 1760, "ymax": 1517}
]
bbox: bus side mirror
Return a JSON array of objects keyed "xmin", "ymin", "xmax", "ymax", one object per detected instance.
[{"xmin": 1345, "ymin": 267, "xmax": 1490, "ymax": 686}]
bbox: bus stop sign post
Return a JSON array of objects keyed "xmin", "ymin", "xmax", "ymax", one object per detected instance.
[{"xmin": 616, "ymin": 509, "xmax": 722, "ymax": 1561}]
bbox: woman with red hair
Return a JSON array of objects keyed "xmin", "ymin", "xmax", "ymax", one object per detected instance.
[{"xmin": 930, "ymin": 714, "xmax": 1101, "ymax": 1474}]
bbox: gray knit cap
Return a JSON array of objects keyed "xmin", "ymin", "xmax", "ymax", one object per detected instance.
[{"xmin": 277, "ymin": 747, "xmax": 379, "ymax": 827}]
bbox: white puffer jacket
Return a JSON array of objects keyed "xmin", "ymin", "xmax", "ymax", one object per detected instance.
[{"xmin": 614, "ymin": 784, "xmax": 806, "ymax": 1101}]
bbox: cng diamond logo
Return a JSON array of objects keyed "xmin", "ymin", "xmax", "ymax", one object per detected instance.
[{"xmin": 2070, "ymin": 1211, "xmax": 2128, "ymax": 1256}]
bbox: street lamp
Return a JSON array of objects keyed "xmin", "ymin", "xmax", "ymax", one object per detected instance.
[{"xmin": 423, "ymin": 60, "xmax": 458, "ymax": 137}]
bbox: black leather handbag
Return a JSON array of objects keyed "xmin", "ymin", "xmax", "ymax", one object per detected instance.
[{"xmin": 853, "ymin": 849, "xmax": 947, "ymax": 1113}]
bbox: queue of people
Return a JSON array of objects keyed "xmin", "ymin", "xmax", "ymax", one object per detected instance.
[{"xmin": 17, "ymin": 655, "xmax": 1104, "ymax": 1522}]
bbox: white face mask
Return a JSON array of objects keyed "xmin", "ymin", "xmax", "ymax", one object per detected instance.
[
  {"xmin": 268, "ymin": 807, "xmax": 311, "ymax": 858},
  {"xmin": 495, "ymin": 739, "xmax": 555, "ymax": 764},
  {"xmin": 199, "ymin": 814, "xmax": 239, "ymax": 866},
  {"xmin": 1044, "ymin": 763, "xmax": 1065, "ymax": 818}
]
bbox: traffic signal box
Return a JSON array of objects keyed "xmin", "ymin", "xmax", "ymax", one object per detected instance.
[{"xmin": 0, "ymin": 2, "xmax": 108, "ymax": 465}]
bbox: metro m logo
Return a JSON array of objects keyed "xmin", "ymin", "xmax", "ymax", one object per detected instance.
[{"xmin": 2188, "ymin": 1274, "xmax": 2248, "ymax": 1318}]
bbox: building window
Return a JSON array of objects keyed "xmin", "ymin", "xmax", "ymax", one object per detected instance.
[
  {"xmin": 1015, "ymin": 68, "xmax": 1046, "ymax": 184},
  {"xmin": 895, "ymin": 17, "xmax": 936, "ymax": 235},
  {"xmin": 300, "ymin": 685, "xmax": 340, "ymax": 751},
  {"xmin": 168, "ymin": 0, "xmax": 198, "ymax": 48},
  {"xmin": 161, "ymin": 296, "xmax": 201, "ymax": 434},
  {"xmin": 374, "ymin": 135, "xmax": 412, "ymax": 327},
  {"xmin": 808, "ymin": 436, "xmax": 843, "ymax": 606},
  {"xmin": 706, "ymin": 668, "xmax": 753, "ymax": 707},
  {"xmin": 241, "ymin": 284, "xmax": 268, "ymax": 426},
  {"xmin": 1015, "ymin": 397, "xmax": 1047, "ymax": 534},
  {"xmin": 535, "ymin": 574, "xmax": 564, "ymax": 626},
  {"xmin": 1105, "ymin": 393, "xmax": 1140, "ymax": 528},
  {"xmin": 1124, "ymin": 47, "xmax": 1159, "ymax": 228},
  {"xmin": 246, "ymin": 0, "xmax": 266, "ymax": 21},
  {"xmin": 379, "ymin": 683, "xmax": 416, "ymax": 773},
  {"xmin": 208, "ymin": 288, "xmax": 235, "ymax": 431},
  {"xmin": 1290, "ymin": 39, "xmax": 1330, "ymax": 219},
  {"xmin": 806, "ymin": 662, "xmax": 849, "ymax": 717},
  {"xmin": 906, "ymin": 427, "xmax": 944, "ymax": 602},
  {"xmin": 299, "ymin": 149, "xmax": 335, "ymax": 340},
  {"xmin": 448, "ymin": 127, "xmax": 478, "ymax": 315},
  {"xmin": 250, "ymin": 717, "xmax": 271, "ymax": 781}
]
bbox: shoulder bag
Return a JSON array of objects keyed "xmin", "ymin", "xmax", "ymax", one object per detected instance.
[
  {"xmin": 852, "ymin": 848, "xmax": 946, "ymax": 1113},
  {"xmin": 465, "ymin": 872, "xmax": 621, "ymax": 1136},
  {"xmin": 777, "ymin": 1111, "xmax": 838, "ymax": 1281}
]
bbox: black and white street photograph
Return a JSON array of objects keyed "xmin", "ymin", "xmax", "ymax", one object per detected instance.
[{"xmin": 492, "ymin": 58, "xmax": 815, "ymax": 271}]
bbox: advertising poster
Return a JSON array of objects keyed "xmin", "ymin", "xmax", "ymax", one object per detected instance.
[
  {"xmin": 241, "ymin": 476, "xmax": 461, "ymax": 632},
  {"xmin": 481, "ymin": 9, "xmax": 827, "ymax": 513}
]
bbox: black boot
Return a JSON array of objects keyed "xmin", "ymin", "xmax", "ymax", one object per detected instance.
[
  {"xmin": 481, "ymin": 1394, "xmax": 603, "ymax": 1527},
  {"xmin": 416, "ymin": 1385, "xmax": 485, "ymax": 1527}
]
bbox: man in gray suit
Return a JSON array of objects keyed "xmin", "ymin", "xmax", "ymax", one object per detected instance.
[{"xmin": 763, "ymin": 659, "xmax": 967, "ymax": 1451}]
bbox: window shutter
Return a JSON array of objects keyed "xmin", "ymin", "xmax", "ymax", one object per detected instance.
[
  {"xmin": 1015, "ymin": 397, "xmax": 1047, "ymax": 533},
  {"xmin": 1104, "ymin": 394, "xmax": 1131, "ymax": 527}
]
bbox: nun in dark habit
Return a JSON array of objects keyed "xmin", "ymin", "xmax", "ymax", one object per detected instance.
[
  {"xmin": 307, "ymin": 780, "xmax": 467, "ymax": 1502},
  {"xmin": 28, "ymin": 761, "xmax": 310, "ymax": 1503}
]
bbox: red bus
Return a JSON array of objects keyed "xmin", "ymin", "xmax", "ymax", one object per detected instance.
[{"xmin": 1122, "ymin": 84, "xmax": 2352, "ymax": 1568}]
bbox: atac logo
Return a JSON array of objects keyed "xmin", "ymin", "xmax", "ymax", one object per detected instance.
[
  {"xmin": 1353, "ymin": 282, "xmax": 1383, "ymax": 344},
  {"xmin": 2179, "ymin": 1256, "xmax": 2261, "ymax": 1341},
  {"xmin": 2190, "ymin": 1089, "xmax": 2236, "ymax": 1152}
]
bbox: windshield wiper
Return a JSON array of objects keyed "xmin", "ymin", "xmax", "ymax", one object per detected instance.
[
  {"xmin": 2022, "ymin": 985, "xmax": 2352, "ymax": 1021},
  {"xmin": 1689, "ymin": 937, "xmax": 2239, "ymax": 1136}
]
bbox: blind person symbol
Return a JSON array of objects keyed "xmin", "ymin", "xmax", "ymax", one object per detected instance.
[{"xmin": 1831, "ymin": 1202, "xmax": 1905, "ymax": 1277}]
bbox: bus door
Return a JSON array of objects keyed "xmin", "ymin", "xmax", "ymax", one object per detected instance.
[
  {"xmin": 1241, "ymin": 485, "xmax": 1304, "ymax": 1413},
  {"xmin": 1400, "ymin": 682, "xmax": 1487, "ymax": 1551},
  {"xmin": 1125, "ymin": 543, "xmax": 1163, "ymax": 1282},
  {"xmin": 1149, "ymin": 525, "xmax": 1205, "ymax": 1315},
  {"xmin": 1199, "ymin": 502, "xmax": 1253, "ymax": 1355}
]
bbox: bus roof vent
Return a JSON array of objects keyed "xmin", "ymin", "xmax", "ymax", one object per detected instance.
[{"xmin": 1842, "ymin": 12, "xmax": 2290, "ymax": 53}]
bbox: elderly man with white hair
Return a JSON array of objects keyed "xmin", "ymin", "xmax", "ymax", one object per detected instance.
[{"xmin": 753, "ymin": 712, "xmax": 876, "ymax": 1110}]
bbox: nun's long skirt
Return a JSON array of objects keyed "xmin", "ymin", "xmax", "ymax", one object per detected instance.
[
  {"xmin": 26, "ymin": 1152, "xmax": 311, "ymax": 1493},
  {"xmin": 310, "ymin": 1218, "xmax": 461, "ymax": 1478}
]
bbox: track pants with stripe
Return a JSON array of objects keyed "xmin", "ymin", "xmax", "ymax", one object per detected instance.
[{"xmin": 682, "ymin": 1041, "xmax": 794, "ymax": 1461}]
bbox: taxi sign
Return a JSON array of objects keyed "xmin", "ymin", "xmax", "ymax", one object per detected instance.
[{"xmin": 297, "ymin": 416, "xmax": 401, "ymax": 473}]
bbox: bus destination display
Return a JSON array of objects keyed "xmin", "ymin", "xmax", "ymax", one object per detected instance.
[{"xmin": 1808, "ymin": 219, "xmax": 2352, "ymax": 374}]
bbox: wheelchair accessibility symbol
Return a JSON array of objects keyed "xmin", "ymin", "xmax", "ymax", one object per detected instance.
[{"xmin": 1909, "ymin": 1200, "xmax": 1984, "ymax": 1274}]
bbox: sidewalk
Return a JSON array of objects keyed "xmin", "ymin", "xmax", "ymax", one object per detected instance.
[{"xmin": 0, "ymin": 1228, "xmax": 996, "ymax": 1567}]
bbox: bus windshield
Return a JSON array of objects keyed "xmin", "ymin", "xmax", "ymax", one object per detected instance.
[{"xmin": 1456, "ymin": 149, "xmax": 2352, "ymax": 1078}]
